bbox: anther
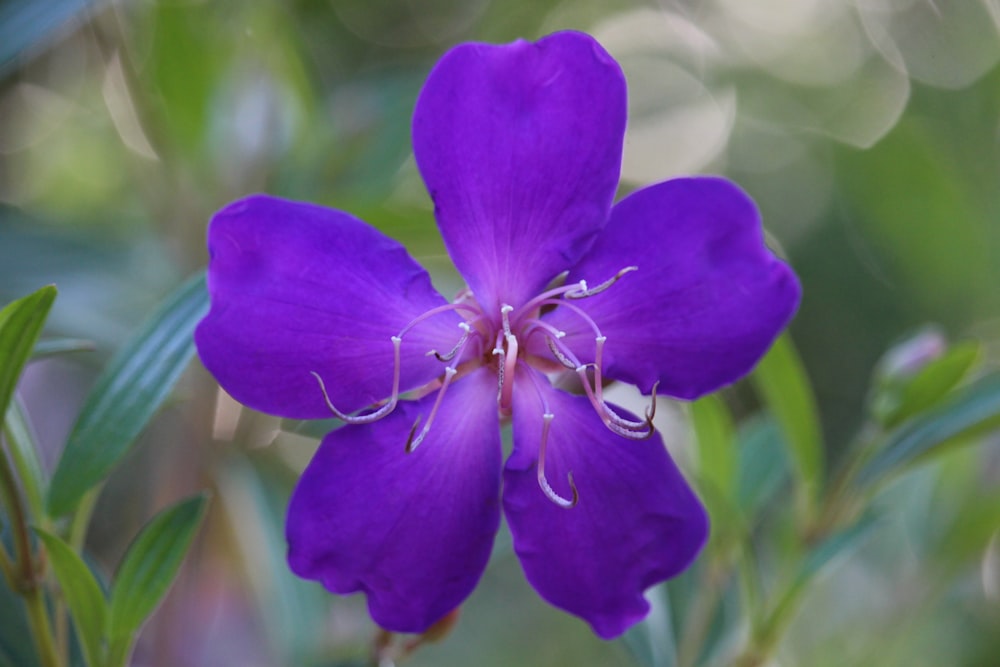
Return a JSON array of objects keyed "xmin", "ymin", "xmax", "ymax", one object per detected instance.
[
  {"xmin": 537, "ymin": 413, "xmax": 578, "ymax": 509},
  {"xmin": 565, "ymin": 266, "xmax": 638, "ymax": 299},
  {"xmin": 574, "ymin": 365, "xmax": 655, "ymax": 440},
  {"xmin": 429, "ymin": 322, "xmax": 472, "ymax": 362},
  {"xmin": 312, "ymin": 336, "xmax": 402, "ymax": 424},
  {"xmin": 492, "ymin": 331, "xmax": 506, "ymax": 405},
  {"xmin": 546, "ymin": 336, "xmax": 578, "ymax": 369}
]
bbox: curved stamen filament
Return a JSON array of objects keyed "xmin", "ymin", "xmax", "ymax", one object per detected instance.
[
  {"xmin": 406, "ymin": 367, "xmax": 457, "ymax": 453},
  {"xmin": 538, "ymin": 299, "xmax": 604, "ymax": 339},
  {"xmin": 430, "ymin": 322, "xmax": 472, "ymax": 362},
  {"xmin": 538, "ymin": 416, "xmax": 578, "ymax": 509},
  {"xmin": 515, "ymin": 265, "xmax": 638, "ymax": 320},
  {"xmin": 517, "ymin": 282, "xmax": 588, "ymax": 318},
  {"xmin": 591, "ymin": 335, "xmax": 607, "ymax": 403},
  {"xmin": 520, "ymin": 318, "xmax": 565, "ymax": 342},
  {"xmin": 397, "ymin": 301, "xmax": 482, "ymax": 338},
  {"xmin": 565, "ymin": 266, "xmax": 637, "ymax": 299},
  {"xmin": 575, "ymin": 365, "xmax": 655, "ymax": 440},
  {"xmin": 312, "ymin": 336, "xmax": 402, "ymax": 423},
  {"xmin": 518, "ymin": 369, "xmax": 578, "ymax": 509}
]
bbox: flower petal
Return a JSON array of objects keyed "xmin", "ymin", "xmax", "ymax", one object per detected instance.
[
  {"xmin": 413, "ymin": 31, "xmax": 627, "ymax": 313},
  {"xmin": 195, "ymin": 195, "xmax": 462, "ymax": 419},
  {"xmin": 504, "ymin": 368, "xmax": 708, "ymax": 639},
  {"xmin": 547, "ymin": 177, "xmax": 801, "ymax": 399},
  {"xmin": 286, "ymin": 367, "xmax": 502, "ymax": 632}
]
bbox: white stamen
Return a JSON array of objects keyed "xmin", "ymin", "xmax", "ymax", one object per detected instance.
[
  {"xmin": 406, "ymin": 367, "xmax": 457, "ymax": 452},
  {"xmin": 312, "ymin": 336, "xmax": 402, "ymax": 423},
  {"xmin": 565, "ymin": 266, "xmax": 638, "ymax": 299},
  {"xmin": 537, "ymin": 412, "xmax": 578, "ymax": 509},
  {"xmin": 429, "ymin": 321, "xmax": 473, "ymax": 362}
]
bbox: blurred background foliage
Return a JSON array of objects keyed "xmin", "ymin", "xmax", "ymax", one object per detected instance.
[{"xmin": 2, "ymin": 0, "xmax": 1000, "ymax": 666}]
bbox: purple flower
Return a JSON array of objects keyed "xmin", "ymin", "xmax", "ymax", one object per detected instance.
[{"xmin": 195, "ymin": 31, "xmax": 800, "ymax": 639}]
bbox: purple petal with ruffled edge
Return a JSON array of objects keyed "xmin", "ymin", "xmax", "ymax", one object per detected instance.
[
  {"xmin": 413, "ymin": 31, "xmax": 626, "ymax": 314},
  {"xmin": 287, "ymin": 367, "xmax": 502, "ymax": 632},
  {"xmin": 503, "ymin": 368, "xmax": 708, "ymax": 639},
  {"xmin": 546, "ymin": 177, "xmax": 801, "ymax": 400},
  {"xmin": 195, "ymin": 195, "xmax": 463, "ymax": 419}
]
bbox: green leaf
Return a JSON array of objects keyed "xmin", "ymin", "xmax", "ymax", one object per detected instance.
[
  {"xmin": 766, "ymin": 513, "xmax": 878, "ymax": 636},
  {"xmin": 0, "ymin": 285, "xmax": 56, "ymax": 419},
  {"xmin": 107, "ymin": 494, "xmax": 209, "ymax": 662},
  {"xmin": 750, "ymin": 334, "xmax": 824, "ymax": 516},
  {"xmin": 34, "ymin": 529, "xmax": 107, "ymax": 667},
  {"xmin": 47, "ymin": 274, "xmax": 208, "ymax": 517},
  {"xmin": 619, "ymin": 584, "xmax": 677, "ymax": 667},
  {"xmin": 4, "ymin": 397, "xmax": 46, "ymax": 521},
  {"xmin": 31, "ymin": 338, "xmax": 95, "ymax": 360},
  {"xmin": 690, "ymin": 394, "xmax": 737, "ymax": 501},
  {"xmin": 857, "ymin": 372, "xmax": 1000, "ymax": 488},
  {"xmin": 870, "ymin": 340, "xmax": 980, "ymax": 429},
  {"xmin": 737, "ymin": 417, "xmax": 791, "ymax": 516},
  {"xmin": 689, "ymin": 395, "xmax": 742, "ymax": 550}
]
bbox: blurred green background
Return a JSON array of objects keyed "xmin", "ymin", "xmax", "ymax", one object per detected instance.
[{"xmin": 2, "ymin": 0, "xmax": 999, "ymax": 665}]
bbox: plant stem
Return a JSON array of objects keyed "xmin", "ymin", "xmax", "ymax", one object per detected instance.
[
  {"xmin": 0, "ymin": 541, "xmax": 16, "ymax": 589},
  {"xmin": 23, "ymin": 586, "xmax": 62, "ymax": 667},
  {"xmin": 0, "ymin": 444, "xmax": 62, "ymax": 667}
]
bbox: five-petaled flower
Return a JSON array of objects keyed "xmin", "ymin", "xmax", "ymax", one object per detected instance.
[{"xmin": 195, "ymin": 31, "xmax": 800, "ymax": 639}]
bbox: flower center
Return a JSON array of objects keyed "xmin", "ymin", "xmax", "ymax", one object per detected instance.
[{"xmin": 310, "ymin": 265, "xmax": 657, "ymax": 507}]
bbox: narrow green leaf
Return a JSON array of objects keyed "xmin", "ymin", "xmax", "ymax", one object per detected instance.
[
  {"xmin": 619, "ymin": 584, "xmax": 677, "ymax": 667},
  {"xmin": 767, "ymin": 513, "xmax": 877, "ymax": 637},
  {"xmin": 689, "ymin": 395, "xmax": 742, "ymax": 551},
  {"xmin": 34, "ymin": 529, "xmax": 107, "ymax": 667},
  {"xmin": 47, "ymin": 274, "xmax": 208, "ymax": 517},
  {"xmin": 857, "ymin": 372, "xmax": 1000, "ymax": 487},
  {"xmin": 870, "ymin": 341, "xmax": 980, "ymax": 429},
  {"xmin": 737, "ymin": 417, "xmax": 790, "ymax": 516},
  {"xmin": 750, "ymin": 334, "xmax": 824, "ymax": 514},
  {"xmin": 0, "ymin": 286, "xmax": 56, "ymax": 419},
  {"xmin": 798, "ymin": 513, "xmax": 878, "ymax": 580},
  {"xmin": 4, "ymin": 397, "xmax": 46, "ymax": 521},
  {"xmin": 108, "ymin": 495, "xmax": 209, "ymax": 654},
  {"xmin": 689, "ymin": 395, "xmax": 737, "ymax": 500},
  {"xmin": 31, "ymin": 338, "xmax": 95, "ymax": 360}
]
